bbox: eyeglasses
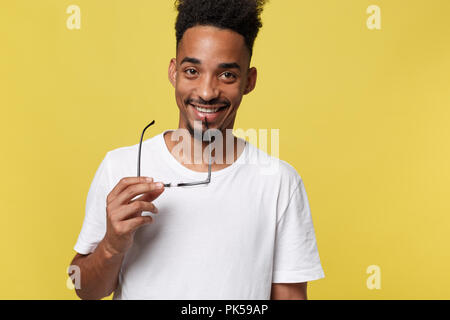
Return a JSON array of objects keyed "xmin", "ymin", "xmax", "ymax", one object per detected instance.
[{"xmin": 137, "ymin": 120, "xmax": 212, "ymax": 188}]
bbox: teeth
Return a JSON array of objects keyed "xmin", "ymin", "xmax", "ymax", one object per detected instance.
[{"xmin": 193, "ymin": 105, "xmax": 220, "ymax": 113}]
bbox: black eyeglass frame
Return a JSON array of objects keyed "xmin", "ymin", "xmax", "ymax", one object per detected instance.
[{"xmin": 137, "ymin": 120, "xmax": 212, "ymax": 188}]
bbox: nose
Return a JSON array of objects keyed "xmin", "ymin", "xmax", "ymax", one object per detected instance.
[{"xmin": 197, "ymin": 74, "xmax": 219, "ymax": 102}]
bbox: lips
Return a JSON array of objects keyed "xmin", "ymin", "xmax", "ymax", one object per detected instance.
[
  {"xmin": 189, "ymin": 103, "xmax": 228, "ymax": 122},
  {"xmin": 190, "ymin": 103, "xmax": 227, "ymax": 113}
]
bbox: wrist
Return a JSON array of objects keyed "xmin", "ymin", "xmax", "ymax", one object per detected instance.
[{"xmin": 100, "ymin": 238, "xmax": 125, "ymax": 261}]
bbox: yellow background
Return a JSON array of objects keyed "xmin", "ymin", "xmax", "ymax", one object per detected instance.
[{"xmin": 1, "ymin": 0, "xmax": 449, "ymax": 299}]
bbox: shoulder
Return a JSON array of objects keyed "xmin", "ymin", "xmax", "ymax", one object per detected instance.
[
  {"xmin": 244, "ymin": 142, "xmax": 307, "ymax": 217},
  {"xmin": 245, "ymin": 140, "xmax": 303, "ymax": 188}
]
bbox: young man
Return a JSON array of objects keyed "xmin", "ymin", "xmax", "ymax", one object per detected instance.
[{"xmin": 69, "ymin": 0, "xmax": 325, "ymax": 300}]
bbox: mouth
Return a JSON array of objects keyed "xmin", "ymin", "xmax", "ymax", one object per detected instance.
[
  {"xmin": 188, "ymin": 103, "xmax": 230, "ymax": 123},
  {"xmin": 190, "ymin": 103, "xmax": 228, "ymax": 114}
]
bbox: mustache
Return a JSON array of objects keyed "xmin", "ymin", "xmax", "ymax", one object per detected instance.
[{"xmin": 185, "ymin": 98, "xmax": 230, "ymax": 107}]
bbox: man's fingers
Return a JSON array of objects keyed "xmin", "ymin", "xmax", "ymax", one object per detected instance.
[
  {"xmin": 122, "ymin": 216, "xmax": 154, "ymax": 233},
  {"xmin": 113, "ymin": 201, "xmax": 159, "ymax": 221},
  {"xmin": 107, "ymin": 176, "xmax": 153, "ymax": 205},
  {"xmin": 129, "ymin": 187, "xmax": 165, "ymax": 204},
  {"xmin": 110, "ymin": 181, "xmax": 164, "ymax": 208}
]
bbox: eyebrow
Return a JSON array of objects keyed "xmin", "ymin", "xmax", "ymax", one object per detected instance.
[
  {"xmin": 218, "ymin": 62, "xmax": 241, "ymax": 70},
  {"xmin": 180, "ymin": 57, "xmax": 241, "ymax": 70},
  {"xmin": 180, "ymin": 57, "xmax": 201, "ymax": 65}
]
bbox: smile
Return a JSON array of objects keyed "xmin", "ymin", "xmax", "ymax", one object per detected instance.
[{"xmin": 190, "ymin": 104, "xmax": 227, "ymax": 114}]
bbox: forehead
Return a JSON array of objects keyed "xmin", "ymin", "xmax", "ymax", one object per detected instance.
[{"xmin": 177, "ymin": 25, "xmax": 250, "ymax": 67}]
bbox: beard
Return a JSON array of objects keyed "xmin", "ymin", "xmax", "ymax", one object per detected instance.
[
  {"xmin": 184, "ymin": 97, "xmax": 230, "ymax": 138},
  {"xmin": 186, "ymin": 117, "xmax": 212, "ymax": 141}
]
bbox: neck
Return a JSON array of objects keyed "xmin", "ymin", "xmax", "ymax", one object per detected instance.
[{"xmin": 163, "ymin": 127, "xmax": 244, "ymax": 172}]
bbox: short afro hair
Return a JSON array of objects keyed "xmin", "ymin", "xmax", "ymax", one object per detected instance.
[{"xmin": 175, "ymin": 0, "xmax": 267, "ymax": 58}]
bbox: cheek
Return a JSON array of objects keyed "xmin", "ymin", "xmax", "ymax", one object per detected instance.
[
  {"xmin": 174, "ymin": 84, "xmax": 191, "ymax": 104},
  {"xmin": 175, "ymin": 78, "xmax": 197, "ymax": 95},
  {"xmin": 223, "ymin": 85, "xmax": 243, "ymax": 105}
]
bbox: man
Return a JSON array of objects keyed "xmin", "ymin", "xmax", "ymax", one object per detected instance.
[{"xmin": 69, "ymin": 0, "xmax": 325, "ymax": 300}]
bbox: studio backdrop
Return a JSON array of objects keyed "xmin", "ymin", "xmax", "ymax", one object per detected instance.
[{"xmin": 1, "ymin": 0, "xmax": 449, "ymax": 299}]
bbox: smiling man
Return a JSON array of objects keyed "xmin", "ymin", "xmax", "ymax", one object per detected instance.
[{"xmin": 69, "ymin": 0, "xmax": 325, "ymax": 300}]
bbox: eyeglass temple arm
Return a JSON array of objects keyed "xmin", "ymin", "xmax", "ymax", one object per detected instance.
[
  {"xmin": 171, "ymin": 153, "xmax": 211, "ymax": 187},
  {"xmin": 138, "ymin": 118, "xmax": 212, "ymax": 186},
  {"xmin": 137, "ymin": 120, "xmax": 155, "ymax": 177},
  {"xmin": 164, "ymin": 117, "xmax": 212, "ymax": 187}
]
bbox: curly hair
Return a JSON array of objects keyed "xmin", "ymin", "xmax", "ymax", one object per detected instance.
[{"xmin": 175, "ymin": 0, "xmax": 267, "ymax": 58}]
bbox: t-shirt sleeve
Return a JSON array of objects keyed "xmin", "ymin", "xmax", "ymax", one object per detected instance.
[
  {"xmin": 73, "ymin": 153, "xmax": 111, "ymax": 255},
  {"xmin": 272, "ymin": 178, "xmax": 325, "ymax": 283}
]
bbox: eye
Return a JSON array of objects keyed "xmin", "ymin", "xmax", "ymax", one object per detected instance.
[
  {"xmin": 220, "ymin": 71, "xmax": 237, "ymax": 81},
  {"xmin": 184, "ymin": 68, "xmax": 198, "ymax": 77}
]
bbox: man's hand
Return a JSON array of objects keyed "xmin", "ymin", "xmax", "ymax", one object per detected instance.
[
  {"xmin": 103, "ymin": 176, "xmax": 165, "ymax": 256},
  {"xmin": 69, "ymin": 176, "xmax": 165, "ymax": 300}
]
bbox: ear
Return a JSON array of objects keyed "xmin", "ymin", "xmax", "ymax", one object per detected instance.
[
  {"xmin": 168, "ymin": 58, "xmax": 177, "ymax": 88},
  {"xmin": 243, "ymin": 67, "xmax": 257, "ymax": 95}
]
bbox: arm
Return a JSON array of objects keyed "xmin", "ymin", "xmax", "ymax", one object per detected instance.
[
  {"xmin": 69, "ymin": 176, "xmax": 164, "ymax": 300},
  {"xmin": 69, "ymin": 240, "xmax": 126, "ymax": 300},
  {"xmin": 270, "ymin": 282, "xmax": 308, "ymax": 300}
]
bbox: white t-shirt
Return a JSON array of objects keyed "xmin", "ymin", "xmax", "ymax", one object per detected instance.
[{"xmin": 74, "ymin": 130, "xmax": 325, "ymax": 299}]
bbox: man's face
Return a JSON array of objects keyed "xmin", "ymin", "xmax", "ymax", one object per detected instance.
[{"xmin": 169, "ymin": 25, "xmax": 257, "ymax": 135}]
